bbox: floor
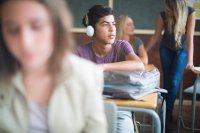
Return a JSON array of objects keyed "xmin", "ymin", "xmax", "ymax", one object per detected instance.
[{"xmin": 134, "ymin": 100, "xmax": 200, "ymax": 133}]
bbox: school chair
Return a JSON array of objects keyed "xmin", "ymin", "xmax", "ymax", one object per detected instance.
[
  {"xmin": 104, "ymin": 102, "xmax": 117, "ymax": 133},
  {"xmin": 177, "ymin": 69, "xmax": 200, "ymax": 133}
]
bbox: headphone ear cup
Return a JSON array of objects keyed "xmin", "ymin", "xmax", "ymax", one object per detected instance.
[{"xmin": 86, "ymin": 25, "xmax": 94, "ymax": 37}]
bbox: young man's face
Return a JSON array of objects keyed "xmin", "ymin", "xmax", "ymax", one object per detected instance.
[{"xmin": 94, "ymin": 15, "xmax": 116, "ymax": 45}]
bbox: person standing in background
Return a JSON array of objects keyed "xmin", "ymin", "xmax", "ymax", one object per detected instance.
[
  {"xmin": 0, "ymin": 0, "xmax": 107, "ymax": 133},
  {"xmin": 145, "ymin": 0, "xmax": 195, "ymax": 132},
  {"xmin": 75, "ymin": 5, "xmax": 145, "ymax": 133},
  {"xmin": 116, "ymin": 15, "xmax": 148, "ymax": 65}
]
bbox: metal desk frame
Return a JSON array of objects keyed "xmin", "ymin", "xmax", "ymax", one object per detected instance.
[
  {"xmin": 107, "ymin": 92, "xmax": 162, "ymax": 133},
  {"xmin": 177, "ymin": 71, "xmax": 200, "ymax": 133},
  {"xmin": 118, "ymin": 106, "xmax": 161, "ymax": 133}
]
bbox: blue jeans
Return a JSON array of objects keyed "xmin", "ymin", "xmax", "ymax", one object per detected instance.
[
  {"xmin": 117, "ymin": 111, "xmax": 134, "ymax": 133},
  {"xmin": 160, "ymin": 46, "xmax": 187, "ymax": 111}
]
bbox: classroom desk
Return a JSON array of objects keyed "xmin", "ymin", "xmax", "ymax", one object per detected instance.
[
  {"xmin": 145, "ymin": 64, "xmax": 156, "ymax": 71},
  {"xmin": 106, "ymin": 92, "xmax": 161, "ymax": 133},
  {"xmin": 104, "ymin": 64, "xmax": 162, "ymax": 133}
]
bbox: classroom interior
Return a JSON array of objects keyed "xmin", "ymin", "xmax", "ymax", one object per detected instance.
[
  {"xmin": 68, "ymin": 0, "xmax": 200, "ymax": 132},
  {"xmin": 1, "ymin": 0, "xmax": 200, "ymax": 133}
]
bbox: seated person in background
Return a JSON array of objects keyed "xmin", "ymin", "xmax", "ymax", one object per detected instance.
[
  {"xmin": 116, "ymin": 15, "xmax": 148, "ymax": 65},
  {"xmin": 75, "ymin": 5, "xmax": 144, "ymax": 133},
  {"xmin": 0, "ymin": 0, "xmax": 107, "ymax": 133}
]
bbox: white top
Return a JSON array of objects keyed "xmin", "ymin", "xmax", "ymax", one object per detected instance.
[
  {"xmin": 28, "ymin": 102, "xmax": 49, "ymax": 133},
  {"xmin": 0, "ymin": 55, "xmax": 107, "ymax": 133}
]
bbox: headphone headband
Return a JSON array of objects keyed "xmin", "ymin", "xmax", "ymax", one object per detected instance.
[{"xmin": 85, "ymin": 14, "xmax": 89, "ymax": 26}]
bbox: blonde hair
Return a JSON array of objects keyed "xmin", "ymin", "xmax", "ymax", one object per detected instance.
[
  {"xmin": 165, "ymin": 0, "xmax": 188, "ymax": 48},
  {"xmin": 116, "ymin": 15, "xmax": 129, "ymax": 40}
]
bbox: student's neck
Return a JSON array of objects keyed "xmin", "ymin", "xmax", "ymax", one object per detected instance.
[
  {"xmin": 92, "ymin": 42, "xmax": 112, "ymax": 57},
  {"xmin": 22, "ymin": 64, "xmax": 51, "ymax": 78}
]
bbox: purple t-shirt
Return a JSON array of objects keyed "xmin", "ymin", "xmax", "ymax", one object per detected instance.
[{"xmin": 75, "ymin": 40, "xmax": 134, "ymax": 64}]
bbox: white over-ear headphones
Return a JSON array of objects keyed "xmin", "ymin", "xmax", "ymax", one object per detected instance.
[{"xmin": 85, "ymin": 14, "xmax": 94, "ymax": 37}]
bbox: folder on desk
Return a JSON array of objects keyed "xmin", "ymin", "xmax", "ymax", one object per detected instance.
[
  {"xmin": 103, "ymin": 67, "xmax": 160, "ymax": 100},
  {"xmin": 104, "ymin": 87, "xmax": 159, "ymax": 100},
  {"xmin": 104, "ymin": 68, "xmax": 160, "ymax": 86}
]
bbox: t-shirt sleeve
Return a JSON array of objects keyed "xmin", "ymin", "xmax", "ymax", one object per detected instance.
[
  {"xmin": 188, "ymin": 6, "xmax": 195, "ymax": 15},
  {"xmin": 73, "ymin": 43, "xmax": 91, "ymax": 58},
  {"xmin": 118, "ymin": 40, "xmax": 134, "ymax": 55},
  {"xmin": 134, "ymin": 37, "xmax": 143, "ymax": 47}
]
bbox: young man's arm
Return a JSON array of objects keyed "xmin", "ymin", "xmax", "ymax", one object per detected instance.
[{"xmin": 100, "ymin": 52, "xmax": 144, "ymax": 71}]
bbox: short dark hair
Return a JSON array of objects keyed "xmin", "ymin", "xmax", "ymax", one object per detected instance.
[
  {"xmin": 0, "ymin": 0, "xmax": 74, "ymax": 79},
  {"xmin": 82, "ymin": 5, "xmax": 113, "ymax": 28}
]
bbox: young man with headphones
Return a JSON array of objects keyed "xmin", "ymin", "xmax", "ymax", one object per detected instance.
[{"xmin": 75, "ymin": 5, "xmax": 144, "ymax": 133}]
